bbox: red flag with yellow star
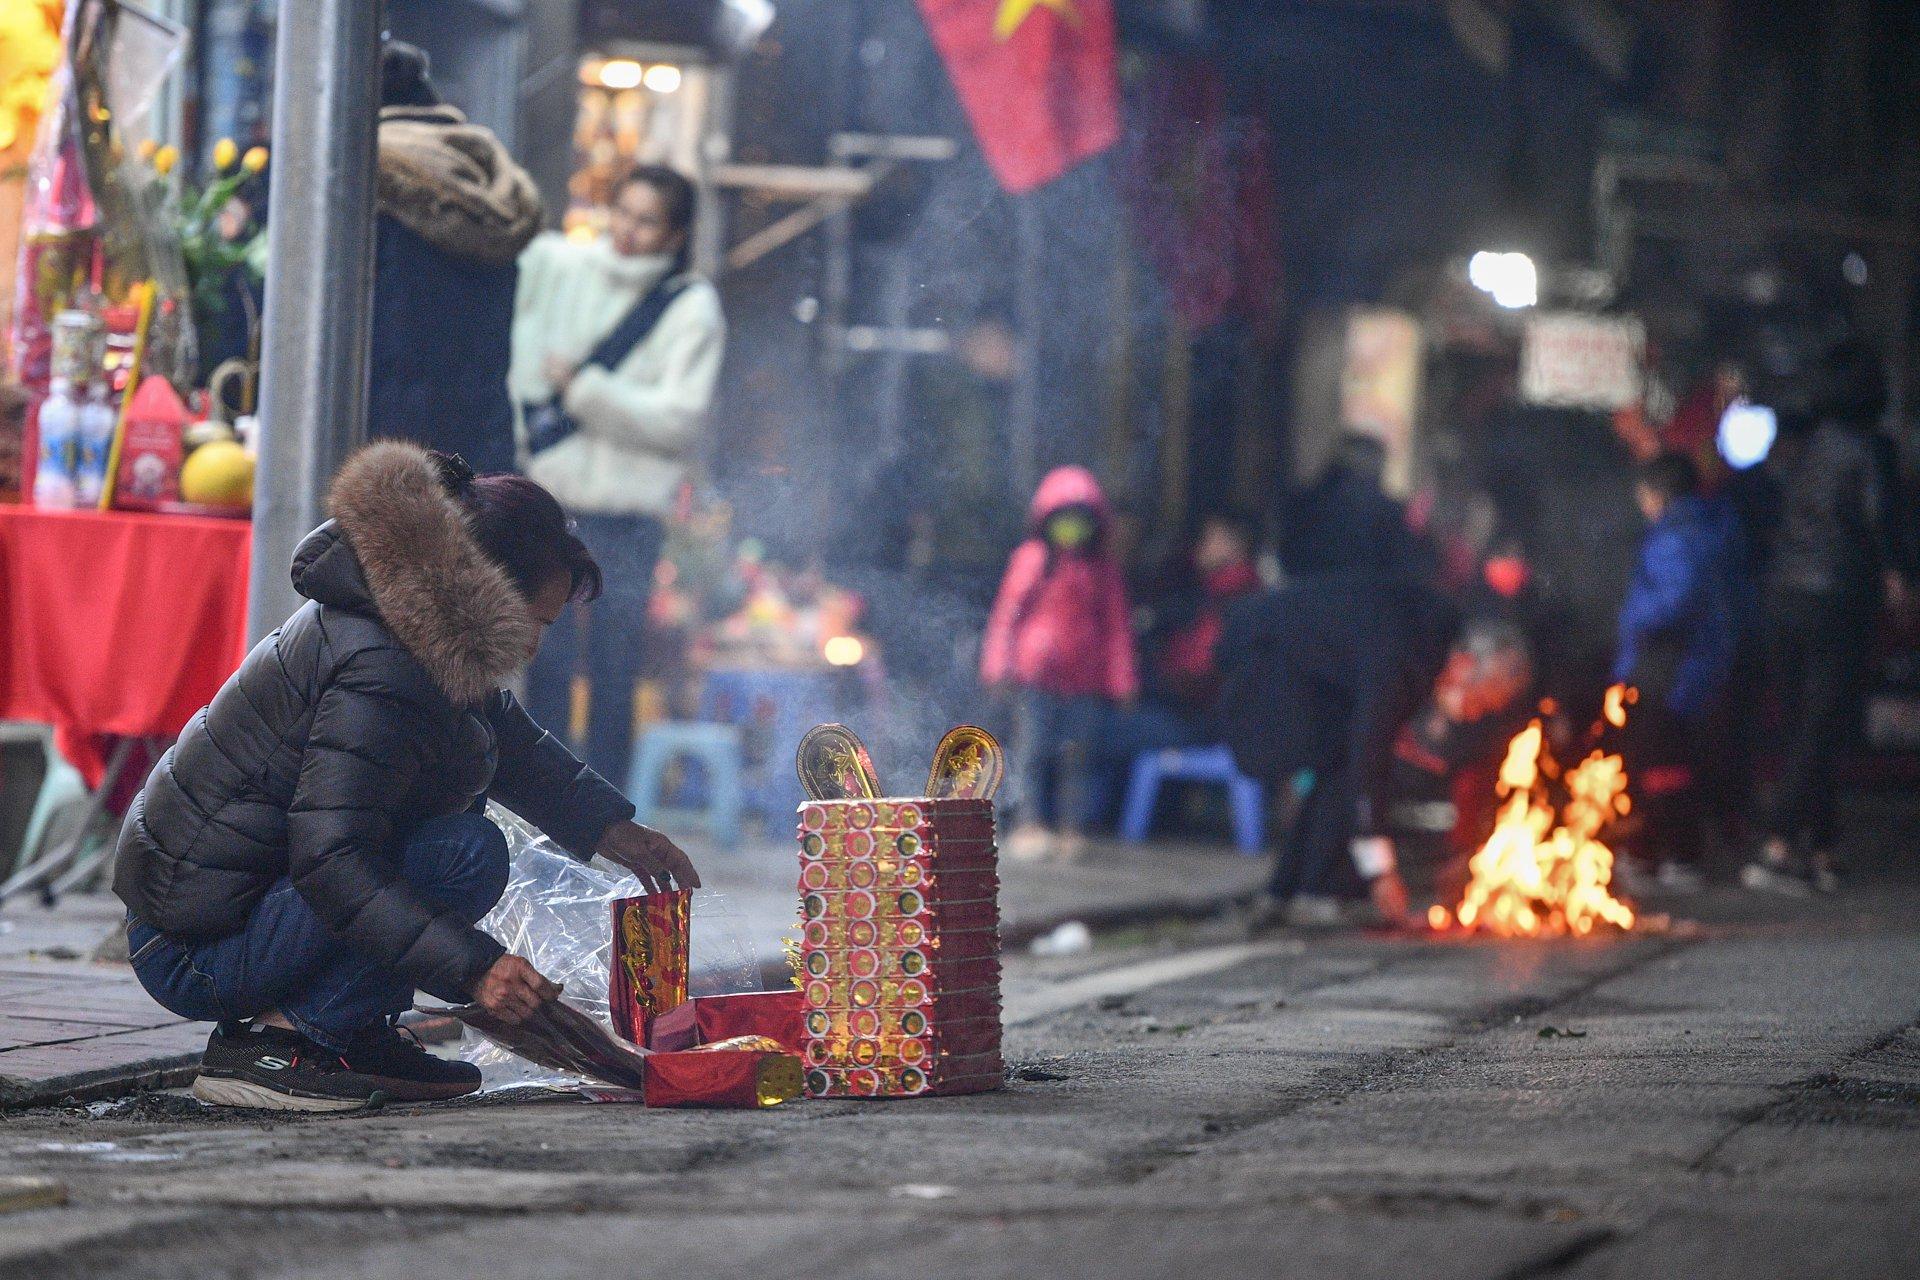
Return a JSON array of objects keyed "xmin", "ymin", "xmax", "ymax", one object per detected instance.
[{"xmin": 916, "ymin": 0, "xmax": 1120, "ymax": 193}]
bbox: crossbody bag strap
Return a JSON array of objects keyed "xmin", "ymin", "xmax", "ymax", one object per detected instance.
[{"xmin": 581, "ymin": 276, "xmax": 694, "ymax": 376}]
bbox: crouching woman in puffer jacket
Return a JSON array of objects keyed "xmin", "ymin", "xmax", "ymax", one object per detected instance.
[{"xmin": 113, "ymin": 441, "xmax": 698, "ymax": 1111}]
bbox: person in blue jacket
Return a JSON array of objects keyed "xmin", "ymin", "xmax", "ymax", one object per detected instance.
[{"xmin": 1612, "ymin": 452, "xmax": 1745, "ymax": 890}]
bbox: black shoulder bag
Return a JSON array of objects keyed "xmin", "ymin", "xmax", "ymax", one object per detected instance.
[{"xmin": 524, "ymin": 275, "xmax": 692, "ymax": 456}]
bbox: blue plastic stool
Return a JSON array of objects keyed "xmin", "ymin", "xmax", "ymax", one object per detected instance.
[
  {"xmin": 1119, "ymin": 744, "xmax": 1266, "ymax": 855},
  {"xmin": 626, "ymin": 722, "xmax": 745, "ymax": 850}
]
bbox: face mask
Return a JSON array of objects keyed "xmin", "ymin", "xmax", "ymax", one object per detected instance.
[{"xmin": 1046, "ymin": 512, "xmax": 1095, "ymax": 551}]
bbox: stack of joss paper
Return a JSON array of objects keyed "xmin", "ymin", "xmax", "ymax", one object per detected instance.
[{"xmin": 794, "ymin": 726, "xmax": 1006, "ymax": 1098}]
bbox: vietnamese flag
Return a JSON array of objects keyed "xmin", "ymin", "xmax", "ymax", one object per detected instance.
[{"xmin": 917, "ymin": 0, "xmax": 1121, "ymax": 193}]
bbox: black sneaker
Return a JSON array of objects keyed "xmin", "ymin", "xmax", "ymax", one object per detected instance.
[
  {"xmin": 191, "ymin": 1023, "xmax": 387, "ymax": 1112},
  {"xmin": 341, "ymin": 1021, "xmax": 483, "ymax": 1102}
]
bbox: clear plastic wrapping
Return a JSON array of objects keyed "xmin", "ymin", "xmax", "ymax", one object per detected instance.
[{"xmin": 460, "ymin": 807, "xmax": 764, "ymax": 1092}]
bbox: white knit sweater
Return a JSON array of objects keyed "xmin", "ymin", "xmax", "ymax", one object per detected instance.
[{"xmin": 508, "ymin": 233, "xmax": 725, "ymax": 517}]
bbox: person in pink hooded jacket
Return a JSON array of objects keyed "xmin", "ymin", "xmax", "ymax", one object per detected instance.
[{"xmin": 981, "ymin": 466, "xmax": 1138, "ymax": 861}]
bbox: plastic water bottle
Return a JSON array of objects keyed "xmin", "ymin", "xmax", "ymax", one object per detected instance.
[
  {"xmin": 32, "ymin": 379, "xmax": 79, "ymax": 508},
  {"xmin": 73, "ymin": 382, "xmax": 116, "ymax": 506}
]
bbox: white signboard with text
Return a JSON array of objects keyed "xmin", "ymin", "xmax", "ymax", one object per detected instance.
[{"xmin": 1520, "ymin": 312, "xmax": 1645, "ymax": 410}]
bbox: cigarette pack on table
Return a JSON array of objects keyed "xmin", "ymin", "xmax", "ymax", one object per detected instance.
[
  {"xmin": 796, "ymin": 797, "xmax": 1004, "ymax": 1098},
  {"xmin": 609, "ymin": 891, "xmax": 690, "ymax": 1045}
]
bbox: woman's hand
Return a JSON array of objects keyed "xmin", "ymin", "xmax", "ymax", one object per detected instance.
[
  {"xmin": 544, "ymin": 354, "xmax": 578, "ymax": 394},
  {"xmin": 597, "ymin": 820, "xmax": 702, "ymax": 895},
  {"xmin": 473, "ymin": 954, "xmax": 561, "ymax": 1024}
]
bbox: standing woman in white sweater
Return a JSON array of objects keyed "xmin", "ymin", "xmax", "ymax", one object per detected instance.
[{"xmin": 509, "ymin": 165, "xmax": 726, "ymax": 787}]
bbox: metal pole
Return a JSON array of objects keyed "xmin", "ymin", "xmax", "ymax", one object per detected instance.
[
  {"xmin": 1009, "ymin": 196, "xmax": 1044, "ymax": 502},
  {"xmin": 246, "ymin": 0, "xmax": 382, "ymax": 642}
]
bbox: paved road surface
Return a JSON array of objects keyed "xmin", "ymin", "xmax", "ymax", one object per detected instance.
[{"xmin": 1, "ymin": 820, "xmax": 1915, "ymax": 1278}]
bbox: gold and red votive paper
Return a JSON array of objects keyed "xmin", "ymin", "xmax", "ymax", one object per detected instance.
[
  {"xmin": 796, "ymin": 797, "xmax": 1004, "ymax": 1098},
  {"xmin": 610, "ymin": 892, "xmax": 806, "ymax": 1108},
  {"xmin": 609, "ymin": 891, "xmax": 691, "ymax": 1045}
]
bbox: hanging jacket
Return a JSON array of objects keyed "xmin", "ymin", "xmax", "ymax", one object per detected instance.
[
  {"xmin": 112, "ymin": 442, "xmax": 635, "ymax": 1003},
  {"xmin": 510, "ymin": 234, "xmax": 726, "ymax": 517},
  {"xmin": 980, "ymin": 466, "xmax": 1138, "ymax": 701},
  {"xmin": 1612, "ymin": 495, "xmax": 1743, "ymax": 719},
  {"xmin": 369, "ymin": 104, "xmax": 544, "ymax": 475}
]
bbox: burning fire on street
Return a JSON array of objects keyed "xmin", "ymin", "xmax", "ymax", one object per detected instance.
[{"xmin": 1428, "ymin": 684, "xmax": 1641, "ymax": 938}]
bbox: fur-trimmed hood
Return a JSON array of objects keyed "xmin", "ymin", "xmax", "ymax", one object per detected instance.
[
  {"xmin": 291, "ymin": 441, "xmax": 536, "ymax": 705},
  {"xmin": 377, "ymin": 104, "xmax": 543, "ymax": 265}
]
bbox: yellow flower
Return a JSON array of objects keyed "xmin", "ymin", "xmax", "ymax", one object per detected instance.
[
  {"xmin": 0, "ymin": 0, "xmax": 63, "ymax": 157},
  {"xmin": 241, "ymin": 145, "xmax": 268, "ymax": 174},
  {"xmin": 212, "ymin": 137, "xmax": 238, "ymax": 171},
  {"xmin": 153, "ymin": 144, "xmax": 178, "ymax": 176},
  {"xmin": 136, "ymin": 137, "xmax": 158, "ymax": 161}
]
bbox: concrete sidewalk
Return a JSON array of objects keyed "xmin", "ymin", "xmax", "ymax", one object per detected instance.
[
  {"xmin": 0, "ymin": 836, "xmax": 1264, "ymax": 1110},
  {"xmin": 0, "ymin": 898, "xmax": 205, "ymax": 1109}
]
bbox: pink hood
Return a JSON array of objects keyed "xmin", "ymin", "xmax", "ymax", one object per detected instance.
[{"xmin": 1027, "ymin": 465, "xmax": 1113, "ymax": 534}]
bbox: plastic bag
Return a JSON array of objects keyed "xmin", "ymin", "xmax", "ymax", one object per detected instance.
[{"xmin": 461, "ymin": 807, "xmax": 765, "ymax": 1092}]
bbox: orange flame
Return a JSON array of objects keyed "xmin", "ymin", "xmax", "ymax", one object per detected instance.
[
  {"xmin": 1447, "ymin": 685, "xmax": 1637, "ymax": 937},
  {"xmin": 1602, "ymin": 683, "xmax": 1637, "ymax": 729}
]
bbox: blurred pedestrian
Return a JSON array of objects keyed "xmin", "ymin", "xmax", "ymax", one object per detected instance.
[
  {"xmin": 1278, "ymin": 432, "xmax": 1436, "ymax": 584},
  {"xmin": 1745, "ymin": 341, "xmax": 1907, "ymax": 895},
  {"xmin": 511, "ymin": 164, "xmax": 725, "ymax": 788},
  {"xmin": 1611, "ymin": 452, "xmax": 1743, "ymax": 892},
  {"xmin": 1216, "ymin": 574, "xmax": 1527, "ymax": 928},
  {"xmin": 114, "ymin": 442, "xmax": 698, "ymax": 1112},
  {"xmin": 368, "ymin": 41, "xmax": 543, "ymax": 474},
  {"xmin": 982, "ymin": 466, "xmax": 1138, "ymax": 862}
]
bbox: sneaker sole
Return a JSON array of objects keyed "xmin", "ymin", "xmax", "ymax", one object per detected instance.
[
  {"xmin": 191, "ymin": 1074, "xmax": 385, "ymax": 1113},
  {"xmin": 357, "ymin": 1074, "xmax": 482, "ymax": 1103}
]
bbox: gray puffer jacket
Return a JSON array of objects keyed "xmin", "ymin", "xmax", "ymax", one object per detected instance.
[{"xmin": 112, "ymin": 442, "xmax": 633, "ymax": 1001}]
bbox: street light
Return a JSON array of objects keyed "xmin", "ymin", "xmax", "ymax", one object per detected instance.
[
  {"xmin": 1468, "ymin": 250, "xmax": 1538, "ymax": 309},
  {"xmin": 643, "ymin": 64, "xmax": 682, "ymax": 94}
]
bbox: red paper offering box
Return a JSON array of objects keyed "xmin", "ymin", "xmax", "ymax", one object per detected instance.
[{"xmin": 796, "ymin": 797, "xmax": 1004, "ymax": 1098}]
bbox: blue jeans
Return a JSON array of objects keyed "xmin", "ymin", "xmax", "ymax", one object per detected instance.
[
  {"xmin": 127, "ymin": 813, "xmax": 509, "ymax": 1052},
  {"xmin": 525, "ymin": 512, "xmax": 665, "ymax": 792},
  {"xmin": 1008, "ymin": 690, "xmax": 1108, "ymax": 832}
]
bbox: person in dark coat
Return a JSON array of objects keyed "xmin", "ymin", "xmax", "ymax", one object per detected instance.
[
  {"xmin": 1745, "ymin": 340, "xmax": 1908, "ymax": 895},
  {"xmin": 114, "ymin": 442, "xmax": 698, "ymax": 1111},
  {"xmin": 1278, "ymin": 433, "xmax": 1437, "ymax": 584},
  {"xmin": 367, "ymin": 42, "xmax": 542, "ymax": 475},
  {"xmin": 1610, "ymin": 453, "xmax": 1744, "ymax": 891},
  {"xmin": 1215, "ymin": 573, "xmax": 1526, "ymax": 927}
]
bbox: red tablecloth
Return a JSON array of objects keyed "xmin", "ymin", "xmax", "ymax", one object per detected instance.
[{"xmin": 0, "ymin": 507, "xmax": 251, "ymax": 786}]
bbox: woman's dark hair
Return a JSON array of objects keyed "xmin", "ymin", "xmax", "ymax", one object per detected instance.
[
  {"xmin": 380, "ymin": 41, "xmax": 442, "ymax": 109},
  {"xmin": 430, "ymin": 453, "xmax": 602, "ymax": 603},
  {"xmin": 613, "ymin": 164, "xmax": 697, "ymax": 274}
]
